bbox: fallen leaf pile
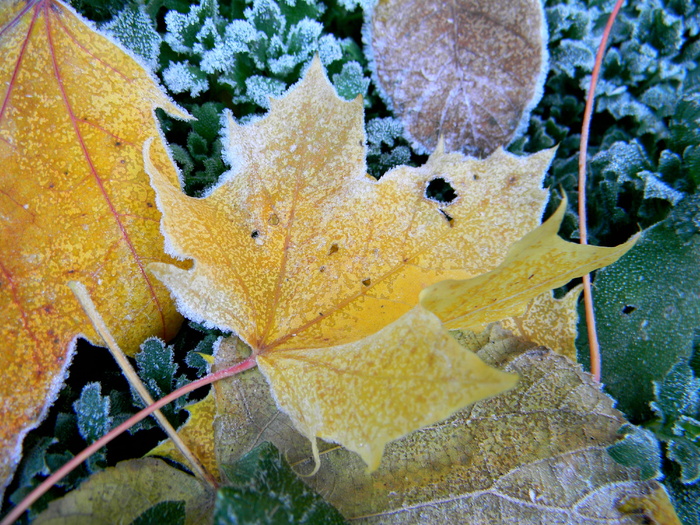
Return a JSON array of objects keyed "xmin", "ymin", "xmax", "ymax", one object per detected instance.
[
  {"xmin": 1, "ymin": 2, "xmax": 674, "ymax": 522},
  {"xmin": 0, "ymin": 0, "xmax": 185, "ymax": 496},
  {"xmin": 115, "ymin": 328, "xmax": 679, "ymax": 524},
  {"xmin": 146, "ymin": 56, "xmax": 636, "ymax": 471}
]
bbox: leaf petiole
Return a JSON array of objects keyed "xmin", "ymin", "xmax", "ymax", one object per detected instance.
[{"xmin": 0, "ymin": 356, "xmax": 257, "ymax": 525}]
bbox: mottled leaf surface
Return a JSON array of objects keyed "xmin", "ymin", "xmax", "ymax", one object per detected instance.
[
  {"xmin": 0, "ymin": 0, "xmax": 186, "ymax": 496},
  {"xmin": 420, "ymin": 200, "xmax": 637, "ymax": 332},
  {"xmin": 147, "ymin": 57, "xmax": 551, "ymax": 353},
  {"xmin": 33, "ymin": 458, "xmax": 212, "ymax": 525},
  {"xmin": 368, "ymin": 0, "xmax": 547, "ymax": 156},
  {"xmin": 196, "ymin": 328, "xmax": 681, "ymax": 524},
  {"xmin": 149, "ymin": 390, "xmax": 220, "ymax": 480},
  {"xmin": 257, "ymin": 306, "xmax": 517, "ymax": 470},
  {"xmin": 500, "ymin": 286, "xmax": 583, "ymax": 361}
]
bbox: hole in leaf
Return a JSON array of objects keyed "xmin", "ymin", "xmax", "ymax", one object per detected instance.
[
  {"xmin": 328, "ymin": 243, "xmax": 339, "ymax": 255},
  {"xmin": 622, "ymin": 305, "xmax": 637, "ymax": 315},
  {"xmin": 425, "ymin": 177, "xmax": 457, "ymax": 204},
  {"xmin": 251, "ymin": 230, "xmax": 259, "ymax": 239},
  {"xmin": 361, "ymin": 278, "xmax": 371, "ymax": 286}
]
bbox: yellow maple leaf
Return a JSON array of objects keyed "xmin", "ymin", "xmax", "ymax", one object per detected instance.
[
  {"xmin": 419, "ymin": 198, "xmax": 638, "ymax": 331},
  {"xmin": 147, "ymin": 57, "xmax": 634, "ymax": 471},
  {"xmin": 500, "ymin": 286, "xmax": 583, "ymax": 361},
  {"xmin": 0, "ymin": 0, "xmax": 186, "ymax": 495}
]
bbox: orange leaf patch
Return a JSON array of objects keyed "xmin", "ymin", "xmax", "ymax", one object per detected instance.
[{"xmin": 0, "ymin": 0, "xmax": 186, "ymax": 494}]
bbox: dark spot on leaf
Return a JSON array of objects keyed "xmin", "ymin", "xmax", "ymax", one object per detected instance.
[
  {"xmin": 319, "ymin": 266, "xmax": 325, "ymax": 272},
  {"xmin": 146, "ymin": 202, "xmax": 153, "ymax": 208},
  {"xmin": 67, "ymin": 269, "xmax": 75, "ymax": 274},
  {"xmin": 508, "ymin": 176, "xmax": 517, "ymax": 185},
  {"xmin": 362, "ymin": 278, "xmax": 371, "ymax": 286},
  {"xmin": 48, "ymin": 183, "xmax": 54, "ymax": 188},
  {"xmin": 319, "ymin": 312, "xmax": 324, "ymax": 316},
  {"xmin": 528, "ymin": 274, "xmax": 534, "ymax": 279},
  {"xmin": 328, "ymin": 243, "xmax": 339, "ymax": 255},
  {"xmin": 115, "ymin": 141, "xmax": 122, "ymax": 147},
  {"xmin": 251, "ymin": 230, "xmax": 259, "ymax": 239},
  {"xmin": 622, "ymin": 305, "xmax": 637, "ymax": 314},
  {"xmin": 425, "ymin": 177, "xmax": 457, "ymax": 204},
  {"xmin": 439, "ymin": 209, "xmax": 454, "ymax": 226},
  {"xmin": 120, "ymin": 159, "xmax": 125, "ymax": 164},
  {"xmin": 473, "ymin": 174, "xmax": 480, "ymax": 181}
]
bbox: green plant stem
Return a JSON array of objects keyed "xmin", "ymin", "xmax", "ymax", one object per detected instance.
[
  {"xmin": 579, "ymin": 0, "xmax": 625, "ymax": 383},
  {"xmin": 0, "ymin": 356, "xmax": 258, "ymax": 525}
]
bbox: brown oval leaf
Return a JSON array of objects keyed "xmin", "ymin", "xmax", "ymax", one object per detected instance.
[{"xmin": 368, "ymin": 0, "xmax": 547, "ymax": 156}]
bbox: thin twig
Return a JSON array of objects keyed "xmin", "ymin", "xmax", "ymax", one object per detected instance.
[
  {"xmin": 579, "ymin": 0, "xmax": 625, "ymax": 383},
  {"xmin": 68, "ymin": 281, "xmax": 218, "ymax": 489},
  {"xmin": 1, "ymin": 356, "xmax": 258, "ymax": 525}
]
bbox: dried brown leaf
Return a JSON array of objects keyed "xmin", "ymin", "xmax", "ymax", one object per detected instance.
[
  {"xmin": 206, "ymin": 328, "xmax": 680, "ymax": 523},
  {"xmin": 368, "ymin": 0, "xmax": 547, "ymax": 156}
]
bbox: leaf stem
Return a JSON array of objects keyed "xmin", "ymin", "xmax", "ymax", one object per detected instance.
[
  {"xmin": 68, "ymin": 281, "xmax": 219, "ymax": 489},
  {"xmin": 579, "ymin": 0, "xmax": 625, "ymax": 383},
  {"xmin": 0, "ymin": 356, "xmax": 257, "ymax": 525}
]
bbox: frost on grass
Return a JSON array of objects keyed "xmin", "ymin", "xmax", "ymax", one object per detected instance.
[
  {"xmin": 160, "ymin": 0, "xmax": 369, "ymax": 112},
  {"xmin": 163, "ymin": 61, "xmax": 209, "ymax": 97},
  {"xmin": 365, "ymin": 117, "xmax": 412, "ymax": 178},
  {"xmin": 102, "ymin": 4, "xmax": 161, "ymax": 70},
  {"xmin": 511, "ymin": 0, "xmax": 700, "ymax": 246},
  {"xmin": 332, "ymin": 61, "xmax": 369, "ymax": 101}
]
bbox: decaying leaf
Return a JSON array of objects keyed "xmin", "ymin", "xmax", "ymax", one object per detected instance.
[
  {"xmin": 0, "ymin": 0, "xmax": 186, "ymax": 496},
  {"xmin": 33, "ymin": 458, "xmax": 212, "ymax": 525},
  {"xmin": 147, "ymin": 57, "xmax": 635, "ymax": 471},
  {"xmin": 499, "ymin": 285, "xmax": 583, "ymax": 361},
  {"xmin": 280, "ymin": 330, "xmax": 681, "ymax": 523},
  {"xmin": 367, "ymin": 0, "xmax": 548, "ymax": 156},
  {"xmin": 168, "ymin": 328, "xmax": 680, "ymax": 523}
]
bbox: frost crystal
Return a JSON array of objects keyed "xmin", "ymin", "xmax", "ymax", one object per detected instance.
[
  {"xmin": 102, "ymin": 5, "xmax": 161, "ymax": 71},
  {"xmin": 332, "ymin": 61, "xmax": 369, "ymax": 100},
  {"xmin": 245, "ymin": 75, "xmax": 287, "ymax": 108},
  {"xmin": 163, "ymin": 61, "xmax": 209, "ymax": 97},
  {"xmin": 164, "ymin": 2, "xmax": 213, "ymax": 54},
  {"xmin": 641, "ymin": 171, "xmax": 685, "ymax": 204},
  {"xmin": 159, "ymin": 0, "xmax": 370, "ymax": 112},
  {"xmin": 318, "ymin": 34, "xmax": 343, "ymax": 65}
]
